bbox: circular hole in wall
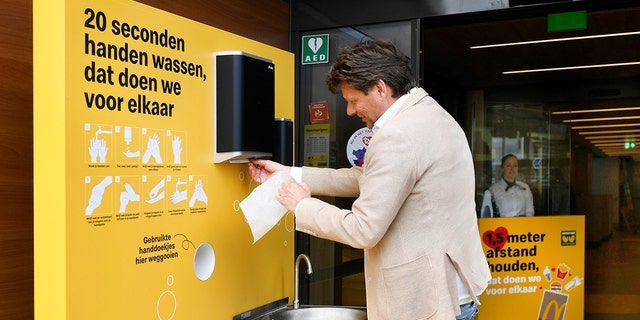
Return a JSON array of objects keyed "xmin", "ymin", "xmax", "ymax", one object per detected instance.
[{"xmin": 194, "ymin": 242, "xmax": 215, "ymax": 281}]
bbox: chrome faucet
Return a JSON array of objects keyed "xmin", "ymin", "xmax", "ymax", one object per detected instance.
[{"xmin": 294, "ymin": 254, "xmax": 313, "ymax": 309}]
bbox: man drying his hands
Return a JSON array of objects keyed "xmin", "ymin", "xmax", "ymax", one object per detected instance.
[{"xmin": 249, "ymin": 39, "xmax": 491, "ymax": 320}]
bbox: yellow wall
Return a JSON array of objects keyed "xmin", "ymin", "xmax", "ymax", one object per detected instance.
[{"xmin": 34, "ymin": 0, "xmax": 295, "ymax": 318}]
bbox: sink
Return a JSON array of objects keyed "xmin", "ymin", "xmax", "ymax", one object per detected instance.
[
  {"xmin": 232, "ymin": 298, "xmax": 367, "ymax": 320},
  {"xmin": 269, "ymin": 306, "xmax": 367, "ymax": 320}
]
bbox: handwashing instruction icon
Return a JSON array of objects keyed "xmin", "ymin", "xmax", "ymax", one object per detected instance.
[{"xmin": 85, "ymin": 175, "xmax": 112, "ymax": 215}]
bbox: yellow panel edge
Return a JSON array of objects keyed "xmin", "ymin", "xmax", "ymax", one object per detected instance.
[{"xmin": 33, "ymin": 0, "xmax": 67, "ymax": 319}]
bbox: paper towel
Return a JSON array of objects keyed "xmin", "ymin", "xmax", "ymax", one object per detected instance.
[{"xmin": 239, "ymin": 172, "xmax": 292, "ymax": 243}]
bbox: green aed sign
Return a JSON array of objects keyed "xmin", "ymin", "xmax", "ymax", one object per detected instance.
[{"xmin": 302, "ymin": 34, "xmax": 329, "ymax": 65}]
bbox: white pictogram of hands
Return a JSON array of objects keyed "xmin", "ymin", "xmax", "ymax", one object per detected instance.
[
  {"xmin": 123, "ymin": 150, "xmax": 140, "ymax": 158},
  {"xmin": 119, "ymin": 182, "xmax": 140, "ymax": 213},
  {"xmin": 146, "ymin": 179, "xmax": 165, "ymax": 204},
  {"xmin": 170, "ymin": 190, "xmax": 188, "ymax": 204},
  {"xmin": 170, "ymin": 179, "xmax": 187, "ymax": 204},
  {"xmin": 85, "ymin": 176, "xmax": 113, "ymax": 215},
  {"xmin": 142, "ymin": 133, "xmax": 163, "ymax": 164},
  {"xmin": 89, "ymin": 138, "xmax": 108, "ymax": 163},
  {"xmin": 172, "ymin": 135, "xmax": 182, "ymax": 164},
  {"xmin": 189, "ymin": 179, "xmax": 208, "ymax": 207}
]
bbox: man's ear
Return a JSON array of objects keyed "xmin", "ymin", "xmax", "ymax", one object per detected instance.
[
  {"xmin": 374, "ymin": 79, "xmax": 397, "ymax": 101},
  {"xmin": 373, "ymin": 79, "xmax": 388, "ymax": 97}
]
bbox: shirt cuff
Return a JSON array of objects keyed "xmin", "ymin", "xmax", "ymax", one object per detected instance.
[
  {"xmin": 290, "ymin": 167, "xmax": 302, "ymax": 183},
  {"xmin": 289, "ymin": 167, "xmax": 303, "ymax": 214}
]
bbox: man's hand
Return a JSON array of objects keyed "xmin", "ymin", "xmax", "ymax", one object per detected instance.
[
  {"xmin": 248, "ymin": 159, "xmax": 290, "ymax": 183},
  {"xmin": 276, "ymin": 179, "xmax": 311, "ymax": 212}
]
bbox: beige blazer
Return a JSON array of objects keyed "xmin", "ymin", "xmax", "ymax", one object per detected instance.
[{"xmin": 295, "ymin": 88, "xmax": 491, "ymax": 319}]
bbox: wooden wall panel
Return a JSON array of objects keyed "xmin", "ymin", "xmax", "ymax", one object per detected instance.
[
  {"xmin": 0, "ymin": 0, "xmax": 34, "ymax": 319},
  {"xmin": 136, "ymin": 0, "xmax": 290, "ymax": 51},
  {"xmin": 3, "ymin": 0, "xmax": 288, "ymax": 319}
]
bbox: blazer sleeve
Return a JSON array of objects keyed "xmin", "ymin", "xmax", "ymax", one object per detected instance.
[
  {"xmin": 300, "ymin": 166, "xmax": 362, "ymax": 198},
  {"xmin": 295, "ymin": 125, "xmax": 417, "ymax": 249}
]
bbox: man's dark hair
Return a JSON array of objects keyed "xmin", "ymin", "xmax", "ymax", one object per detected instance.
[{"xmin": 326, "ymin": 39, "xmax": 416, "ymax": 98}]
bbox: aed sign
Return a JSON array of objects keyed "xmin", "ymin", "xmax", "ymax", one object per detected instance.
[{"xmin": 301, "ymin": 34, "xmax": 329, "ymax": 65}]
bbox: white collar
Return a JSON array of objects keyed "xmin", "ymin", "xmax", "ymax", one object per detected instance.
[{"xmin": 372, "ymin": 88, "xmax": 415, "ymax": 134}]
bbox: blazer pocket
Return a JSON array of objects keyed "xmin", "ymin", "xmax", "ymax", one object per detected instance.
[{"xmin": 381, "ymin": 254, "xmax": 437, "ymax": 319}]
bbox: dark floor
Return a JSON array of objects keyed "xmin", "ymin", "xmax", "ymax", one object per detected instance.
[{"xmin": 584, "ymin": 231, "xmax": 640, "ymax": 320}]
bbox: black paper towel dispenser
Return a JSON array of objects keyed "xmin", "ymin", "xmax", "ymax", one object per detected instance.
[
  {"xmin": 214, "ymin": 51, "xmax": 275, "ymax": 163},
  {"xmin": 273, "ymin": 118, "xmax": 293, "ymax": 166}
]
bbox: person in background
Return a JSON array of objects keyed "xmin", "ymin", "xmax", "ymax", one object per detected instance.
[
  {"xmin": 248, "ymin": 39, "xmax": 491, "ymax": 320},
  {"xmin": 488, "ymin": 154, "xmax": 535, "ymax": 217}
]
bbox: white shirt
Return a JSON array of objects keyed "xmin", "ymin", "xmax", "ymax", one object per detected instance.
[
  {"xmin": 489, "ymin": 179, "xmax": 535, "ymax": 217},
  {"xmin": 372, "ymin": 88, "xmax": 413, "ymax": 134}
]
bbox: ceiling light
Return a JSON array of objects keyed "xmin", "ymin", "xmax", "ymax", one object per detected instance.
[
  {"xmin": 470, "ymin": 31, "xmax": 640, "ymax": 49},
  {"xmin": 597, "ymin": 147, "xmax": 630, "ymax": 153},
  {"xmin": 594, "ymin": 143, "xmax": 629, "ymax": 147},
  {"xmin": 503, "ymin": 61, "xmax": 640, "ymax": 75},
  {"xmin": 579, "ymin": 129, "xmax": 640, "ymax": 135},
  {"xmin": 590, "ymin": 139, "xmax": 633, "ymax": 144},
  {"xmin": 571, "ymin": 123, "xmax": 640, "ymax": 130},
  {"xmin": 562, "ymin": 115, "xmax": 640, "ymax": 123},
  {"xmin": 584, "ymin": 134, "xmax": 640, "ymax": 140},
  {"xmin": 552, "ymin": 106, "xmax": 640, "ymax": 115},
  {"xmin": 601, "ymin": 150, "xmax": 640, "ymax": 155}
]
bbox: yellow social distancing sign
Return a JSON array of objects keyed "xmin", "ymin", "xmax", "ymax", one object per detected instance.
[{"xmin": 477, "ymin": 216, "xmax": 585, "ymax": 320}]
